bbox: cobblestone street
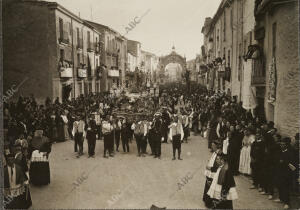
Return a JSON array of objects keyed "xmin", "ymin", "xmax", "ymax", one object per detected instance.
[{"xmin": 30, "ymin": 134, "xmax": 287, "ymax": 209}]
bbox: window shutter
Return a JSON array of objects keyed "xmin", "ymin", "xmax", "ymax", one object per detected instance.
[
  {"xmin": 63, "ymin": 22, "xmax": 69, "ymax": 41},
  {"xmin": 65, "ymin": 49, "xmax": 72, "ymax": 62}
]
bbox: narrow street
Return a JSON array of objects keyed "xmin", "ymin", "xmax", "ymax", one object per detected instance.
[{"xmin": 30, "ymin": 134, "xmax": 284, "ymax": 209}]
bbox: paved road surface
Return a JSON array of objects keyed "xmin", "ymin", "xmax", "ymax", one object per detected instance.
[{"xmin": 30, "ymin": 134, "xmax": 288, "ymax": 209}]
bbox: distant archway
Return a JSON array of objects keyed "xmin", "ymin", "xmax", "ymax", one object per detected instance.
[{"xmin": 158, "ymin": 46, "xmax": 187, "ymax": 84}]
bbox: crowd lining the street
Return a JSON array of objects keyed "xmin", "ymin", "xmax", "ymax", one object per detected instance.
[{"xmin": 2, "ymin": 84, "xmax": 299, "ymax": 209}]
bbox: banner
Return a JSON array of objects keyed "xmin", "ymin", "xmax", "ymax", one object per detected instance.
[{"xmin": 242, "ymin": 61, "xmax": 257, "ymax": 110}]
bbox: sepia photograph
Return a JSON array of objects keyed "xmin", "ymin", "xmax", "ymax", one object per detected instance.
[{"xmin": 1, "ymin": 0, "xmax": 299, "ymax": 209}]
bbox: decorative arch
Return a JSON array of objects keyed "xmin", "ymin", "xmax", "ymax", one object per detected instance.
[{"xmin": 158, "ymin": 50, "xmax": 187, "ymax": 72}]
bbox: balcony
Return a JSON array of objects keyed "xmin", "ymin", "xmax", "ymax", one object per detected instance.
[
  {"xmin": 59, "ymin": 37, "xmax": 69, "ymax": 45},
  {"xmin": 77, "ymin": 68, "xmax": 87, "ymax": 78},
  {"xmin": 60, "ymin": 67, "xmax": 73, "ymax": 78}
]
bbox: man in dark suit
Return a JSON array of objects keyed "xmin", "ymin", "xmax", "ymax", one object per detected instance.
[
  {"xmin": 250, "ymin": 129, "xmax": 265, "ymax": 191},
  {"xmin": 153, "ymin": 113, "xmax": 162, "ymax": 159},
  {"xmin": 85, "ymin": 116, "xmax": 97, "ymax": 158},
  {"xmin": 161, "ymin": 108, "xmax": 171, "ymax": 143},
  {"xmin": 4, "ymin": 153, "xmax": 32, "ymax": 209},
  {"xmin": 274, "ymin": 137, "xmax": 295, "ymax": 209}
]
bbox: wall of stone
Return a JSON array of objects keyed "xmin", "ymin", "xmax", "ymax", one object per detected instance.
[{"xmin": 264, "ymin": 2, "xmax": 299, "ymax": 137}]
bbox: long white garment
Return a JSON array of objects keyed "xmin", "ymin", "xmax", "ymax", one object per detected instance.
[
  {"xmin": 61, "ymin": 115, "xmax": 68, "ymax": 124},
  {"xmin": 239, "ymin": 134, "xmax": 255, "ymax": 174},
  {"xmin": 207, "ymin": 166, "xmax": 238, "ymax": 200},
  {"xmin": 6, "ymin": 165, "xmax": 25, "ymax": 197},
  {"xmin": 223, "ymin": 138, "xmax": 229, "ymax": 155},
  {"xmin": 169, "ymin": 122, "xmax": 184, "ymax": 141},
  {"xmin": 204, "ymin": 152, "xmax": 217, "ymax": 178}
]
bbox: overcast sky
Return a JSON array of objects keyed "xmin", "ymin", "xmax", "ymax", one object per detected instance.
[{"xmin": 51, "ymin": 0, "xmax": 221, "ymax": 59}]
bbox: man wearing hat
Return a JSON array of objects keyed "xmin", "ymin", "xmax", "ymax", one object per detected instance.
[
  {"xmin": 161, "ymin": 107, "xmax": 171, "ymax": 144},
  {"xmin": 275, "ymin": 137, "xmax": 295, "ymax": 209},
  {"xmin": 132, "ymin": 117, "xmax": 144, "ymax": 157},
  {"xmin": 181, "ymin": 111, "xmax": 189, "ymax": 143},
  {"xmin": 250, "ymin": 129, "xmax": 265, "ymax": 191},
  {"xmin": 148, "ymin": 116, "xmax": 155, "ymax": 155},
  {"xmin": 203, "ymin": 140, "xmax": 221, "ymax": 208},
  {"xmin": 153, "ymin": 112, "xmax": 163, "ymax": 159},
  {"xmin": 114, "ymin": 117, "xmax": 123, "ymax": 152},
  {"xmin": 169, "ymin": 115, "xmax": 184, "ymax": 160},
  {"xmin": 72, "ymin": 115, "xmax": 86, "ymax": 158},
  {"xmin": 141, "ymin": 115, "xmax": 150, "ymax": 155},
  {"xmin": 102, "ymin": 115, "xmax": 114, "ymax": 158},
  {"xmin": 121, "ymin": 117, "xmax": 130, "ymax": 153},
  {"xmin": 4, "ymin": 153, "xmax": 32, "ymax": 209}
]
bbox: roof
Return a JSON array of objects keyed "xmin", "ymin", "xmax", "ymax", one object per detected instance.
[
  {"xmin": 128, "ymin": 39, "xmax": 141, "ymax": 44},
  {"xmin": 141, "ymin": 50, "xmax": 156, "ymax": 57},
  {"xmin": 22, "ymin": 0, "xmax": 83, "ymax": 23},
  {"xmin": 255, "ymin": 0, "xmax": 294, "ymax": 16},
  {"xmin": 206, "ymin": 0, "xmax": 233, "ymax": 35},
  {"xmin": 21, "ymin": 1, "xmax": 102, "ymax": 34},
  {"xmin": 85, "ymin": 20, "xmax": 126, "ymax": 40}
]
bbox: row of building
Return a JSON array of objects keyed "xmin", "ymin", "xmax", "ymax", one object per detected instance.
[
  {"xmin": 188, "ymin": 0, "xmax": 299, "ymax": 137},
  {"xmin": 3, "ymin": 0, "xmax": 159, "ymax": 103}
]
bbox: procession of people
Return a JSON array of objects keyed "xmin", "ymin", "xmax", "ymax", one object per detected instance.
[{"xmin": 2, "ymin": 83, "xmax": 299, "ymax": 209}]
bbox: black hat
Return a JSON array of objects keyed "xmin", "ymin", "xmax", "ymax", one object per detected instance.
[
  {"xmin": 281, "ymin": 137, "xmax": 291, "ymax": 144},
  {"xmin": 13, "ymin": 142, "xmax": 22, "ymax": 147},
  {"xmin": 268, "ymin": 121, "xmax": 275, "ymax": 128},
  {"xmin": 295, "ymin": 133, "xmax": 299, "ymax": 140}
]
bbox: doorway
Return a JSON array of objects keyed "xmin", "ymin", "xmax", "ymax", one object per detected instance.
[{"xmin": 62, "ymin": 84, "xmax": 72, "ymax": 102}]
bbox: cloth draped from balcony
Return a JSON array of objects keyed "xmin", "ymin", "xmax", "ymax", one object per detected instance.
[
  {"xmin": 87, "ymin": 55, "xmax": 93, "ymax": 76},
  {"xmin": 267, "ymin": 57, "xmax": 276, "ymax": 103},
  {"xmin": 242, "ymin": 61, "xmax": 257, "ymax": 110}
]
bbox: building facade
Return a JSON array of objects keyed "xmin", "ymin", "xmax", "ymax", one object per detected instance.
[
  {"xmin": 200, "ymin": 0, "xmax": 299, "ymax": 137},
  {"xmin": 253, "ymin": 0, "xmax": 299, "ymax": 137},
  {"xmin": 3, "ymin": 0, "xmax": 102, "ymax": 103},
  {"xmin": 86, "ymin": 21, "xmax": 127, "ymax": 92}
]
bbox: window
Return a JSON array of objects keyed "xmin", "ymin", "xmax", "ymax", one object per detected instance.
[
  {"xmin": 107, "ymin": 37, "xmax": 109, "ymax": 50},
  {"xmin": 96, "ymin": 58, "xmax": 98, "ymax": 67},
  {"xmin": 78, "ymin": 83, "xmax": 82, "ymax": 94},
  {"xmin": 272, "ymin": 22, "xmax": 277, "ymax": 58},
  {"xmin": 223, "ymin": 11, "xmax": 226, "ymax": 41},
  {"xmin": 217, "ymin": 29, "xmax": 220, "ymax": 49},
  {"xmin": 230, "ymin": 9, "xmax": 233, "ymax": 29},
  {"xmin": 250, "ymin": 31, "xmax": 252, "ymax": 45},
  {"xmin": 95, "ymin": 82, "xmax": 98, "ymax": 92},
  {"xmin": 238, "ymin": 43, "xmax": 242, "ymax": 81},
  {"xmin": 88, "ymin": 83, "xmax": 92, "ymax": 93},
  {"xmin": 68, "ymin": 22, "xmax": 72, "ymax": 35},
  {"xmin": 227, "ymin": 50, "xmax": 231, "ymax": 67},
  {"xmin": 59, "ymin": 18, "xmax": 63, "ymax": 39},
  {"xmin": 76, "ymin": 28, "xmax": 79, "ymax": 42},
  {"xmin": 60, "ymin": 49, "xmax": 65, "ymax": 62},
  {"xmin": 87, "ymin": 31, "xmax": 91, "ymax": 49},
  {"xmin": 96, "ymin": 37, "xmax": 98, "ymax": 51},
  {"xmin": 77, "ymin": 53, "xmax": 81, "ymax": 66}
]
